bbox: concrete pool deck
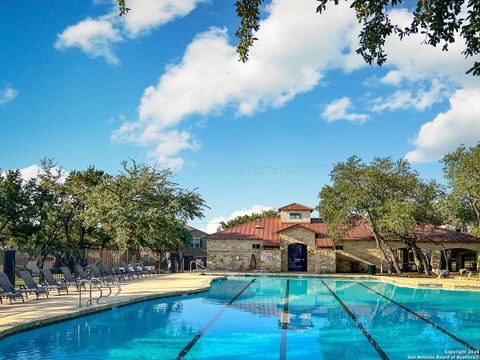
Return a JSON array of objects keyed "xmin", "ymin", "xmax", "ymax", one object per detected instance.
[{"xmin": 0, "ymin": 273, "xmax": 223, "ymax": 340}]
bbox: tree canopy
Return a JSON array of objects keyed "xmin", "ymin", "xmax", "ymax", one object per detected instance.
[
  {"xmin": 219, "ymin": 209, "xmax": 279, "ymax": 230},
  {"xmin": 0, "ymin": 159, "xmax": 206, "ymax": 252},
  {"xmin": 441, "ymin": 143, "xmax": 480, "ymax": 235},
  {"xmin": 232, "ymin": 0, "xmax": 480, "ymax": 75},
  {"xmin": 318, "ymin": 156, "xmax": 441, "ymax": 274}
]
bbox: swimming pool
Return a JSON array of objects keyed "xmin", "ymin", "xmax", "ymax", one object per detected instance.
[{"xmin": 1, "ymin": 276, "xmax": 479, "ymax": 359}]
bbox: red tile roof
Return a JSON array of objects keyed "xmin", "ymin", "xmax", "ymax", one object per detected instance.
[
  {"xmin": 205, "ymin": 217, "xmax": 480, "ymax": 247},
  {"xmin": 278, "ymin": 203, "xmax": 314, "ymax": 212},
  {"xmin": 206, "ymin": 217, "xmax": 282, "ymax": 246}
]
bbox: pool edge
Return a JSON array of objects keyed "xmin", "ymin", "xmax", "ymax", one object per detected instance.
[
  {"xmin": 0, "ymin": 276, "xmax": 226, "ymax": 341},
  {"xmin": 200, "ymin": 272, "xmax": 480, "ymax": 292}
]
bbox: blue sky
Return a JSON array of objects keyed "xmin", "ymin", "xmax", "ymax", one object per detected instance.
[{"xmin": 1, "ymin": 0, "xmax": 479, "ymax": 233}]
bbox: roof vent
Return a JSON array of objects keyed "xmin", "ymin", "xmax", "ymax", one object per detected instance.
[{"xmin": 255, "ymin": 224, "xmax": 264, "ymax": 230}]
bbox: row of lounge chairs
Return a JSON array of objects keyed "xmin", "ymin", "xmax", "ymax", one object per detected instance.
[{"xmin": 0, "ymin": 260, "xmax": 158, "ymax": 305}]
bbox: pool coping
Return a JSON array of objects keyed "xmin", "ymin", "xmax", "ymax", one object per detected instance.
[
  {"xmin": 0, "ymin": 275, "xmax": 226, "ymax": 341},
  {"xmin": 199, "ymin": 271, "xmax": 480, "ymax": 292}
]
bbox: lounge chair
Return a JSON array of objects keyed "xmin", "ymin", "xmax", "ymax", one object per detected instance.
[
  {"xmin": 122, "ymin": 261, "xmax": 144, "ymax": 279},
  {"xmin": 112, "ymin": 259, "xmax": 135, "ymax": 280},
  {"xmin": 100, "ymin": 262, "xmax": 126, "ymax": 283},
  {"xmin": 60, "ymin": 267, "xmax": 84, "ymax": 290},
  {"xmin": 18, "ymin": 270, "xmax": 49, "ymax": 299},
  {"xmin": 88, "ymin": 263, "xmax": 114, "ymax": 285},
  {"xmin": 138, "ymin": 261, "xmax": 157, "ymax": 275},
  {"xmin": 40, "ymin": 269, "xmax": 69, "ymax": 295},
  {"xmin": 133, "ymin": 263, "xmax": 151, "ymax": 276},
  {"xmin": 75, "ymin": 265, "xmax": 92, "ymax": 281},
  {"xmin": 0, "ymin": 272, "xmax": 24, "ymax": 304}
]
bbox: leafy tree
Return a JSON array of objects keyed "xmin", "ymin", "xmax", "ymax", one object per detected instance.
[
  {"xmin": 442, "ymin": 143, "xmax": 480, "ymax": 235},
  {"xmin": 318, "ymin": 156, "xmax": 441, "ymax": 275},
  {"xmin": 62, "ymin": 167, "xmax": 110, "ymax": 250},
  {"xmin": 222, "ymin": 0, "xmax": 480, "ymax": 75},
  {"xmin": 219, "ymin": 209, "xmax": 279, "ymax": 230},
  {"xmin": 0, "ymin": 170, "xmax": 37, "ymax": 247},
  {"xmin": 82, "ymin": 160, "xmax": 206, "ymax": 252}
]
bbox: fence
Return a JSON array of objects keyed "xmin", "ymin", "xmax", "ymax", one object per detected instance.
[{"xmin": 1, "ymin": 248, "xmax": 174, "ymax": 282}]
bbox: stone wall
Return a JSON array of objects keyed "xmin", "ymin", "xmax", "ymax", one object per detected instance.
[
  {"xmin": 314, "ymin": 249, "xmax": 336, "ymax": 273},
  {"xmin": 260, "ymin": 249, "xmax": 282, "ymax": 272},
  {"xmin": 206, "ymin": 239, "xmax": 281, "ymax": 272},
  {"xmin": 280, "ymin": 227, "xmax": 316, "ymax": 272}
]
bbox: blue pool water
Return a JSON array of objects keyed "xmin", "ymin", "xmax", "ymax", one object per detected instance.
[{"xmin": 1, "ymin": 276, "xmax": 480, "ymax": 359}]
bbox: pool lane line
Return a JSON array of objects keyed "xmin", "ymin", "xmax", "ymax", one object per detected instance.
[
  {"xmin": 355, "ymin": 281, "xmax": 479, "ymax": 352},
  {"xmin": 321, "ymin": 280, "xmax": 390, "ymax": 360},
  {"xmin": 279, "ymin": 279, "xmax": 290, "ymax": 360},
  {"xmin": 175, "ymin": 279, "xmax": 256, "ymax": 360}
]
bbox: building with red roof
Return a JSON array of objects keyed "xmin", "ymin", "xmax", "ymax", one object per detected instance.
[{"xmin": 205, "ymin": 203, "xmax": 480, "ymax": 273}]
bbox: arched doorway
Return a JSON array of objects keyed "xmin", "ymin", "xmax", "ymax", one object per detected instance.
[
  {"xmin": 440, "ymin": 248, "xmax": 477, "ymax": 271},
  {"xmin": 288, "ymin": 243, "xmax": 307, "ymax": 272}
]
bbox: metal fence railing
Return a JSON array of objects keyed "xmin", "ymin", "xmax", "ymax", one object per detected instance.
[{"xmin": 0, "ymin": 249, "xmax": 173, "ymax": 283}]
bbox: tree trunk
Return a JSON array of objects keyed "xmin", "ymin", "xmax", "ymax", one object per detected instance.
[
  {"xmin": 366, "ymin": 215, "xmax": 402, "ymax": 274},
  {"xmin": 413, "ymin": 246, "xmax": 431, "ymax": 275},
  {"xmin": 376, "ymin": 237, "xmax": 393, "ymax": 274}
]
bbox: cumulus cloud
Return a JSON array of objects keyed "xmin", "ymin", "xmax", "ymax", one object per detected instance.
[
  {"xmin": 322, "ymin": 97, "xmax": 368, "ymax": 123},
  {"xmin": 122, "ymin": 0, "xmax": 203, "ymax": 37},
  {"xmin": 384, "ymin": 9, "xmax": 474, "ymax": 85},
  {"xmin": 55, "ymin": 0, "xmax": 205, "ymax": 64},
  {"xmin": 55, "ymin": 17, "xmax": 121, "ymax": 64},
  {"xmin": 204, "ymin": 204, "xmax": 275, "ymax": 234},
  {"xmin": 405, "ymin": 88, "xmax": 480, "ymax": 163},
  {"xmin": 371, "ymin": 80, "xmax": 451, "ymax": 112},
  {"xmin": 0, "ymin": 83, "xmax": 19, "ymax": 105},
  {"xmin": 116, "ymin": 0, "xmax": 363, "ymax": 168}
]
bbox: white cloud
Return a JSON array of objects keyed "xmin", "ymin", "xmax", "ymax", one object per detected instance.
[
  {"xmin": 55, "ymin": 0, "xmax": 205, "ymax": 64},
  {"xmin": 376, "ymin": 9, "xmax": 480, "ymax": 161},
  {"xmin": 3, "ymin": 164, "xmax": 68, "ymax": 182},
  {"xmin": 123, "ymin": 0, "xmax": 204, "ymax": 37},
  {"xmin": 405, "ymin": 88, "xmax": 480, "ymax": 163},
  {"xmin": 380, "ymin": 70, "xmax": 404, "ymax": 86},
  {"xmin": 384, "ymin": 9, "xmax": 475, "ymax": 86},
  {"xmin": 372, "ymin": 80, "xmax": 450, "ymax": 112},
  {"xmin": 117, "ymin": 0, "xmax": 363, "ymax": 168},
  {"xmin": 0, "ymin": 83, "xmax": 19, "ymax": 105},
  {"xmin": 55, "ymin": 17, "xmax": 122, "ymax": 64},
  {"xmin": 18, "ymin": 165, "xmax": 42, "ymax": 181},
  {"xmin": 322, "ymin": 97, "xmax": 368, "ymax": 123},
  {"xmin": 204, "ymin": 204, "xmax": 274, "ymax": 234},
  {"xmin": 147, "ymin": 130, "xmax": 200, "ymax": 170}
]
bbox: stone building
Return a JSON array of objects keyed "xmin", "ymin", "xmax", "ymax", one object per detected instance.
[
  {"xmin": 205, "ymin": 202, "xmax": 480, "ymax": 273},
  {"xmin": 180, "ymin": 226, "xmax": 208, "ymax": 271},
  {"xmin": 206, "ymin": 203, "xmax": 336, "ymax": 273}
]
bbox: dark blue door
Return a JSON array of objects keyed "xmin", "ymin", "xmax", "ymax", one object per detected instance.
[{"xmin": 288, "ymin": 244, "xmax": 307, "ymax": 272}]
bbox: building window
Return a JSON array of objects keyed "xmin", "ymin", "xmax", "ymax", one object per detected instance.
[
  {"xmin": 290, "ymin": 213, "xmax": 302, "ymax": 220},
  {"xmin": 189, "ymin": 238, "xmax": 202, "ymax": 248},
  {"xmin": 335, "ymin": 245, "xmax": 344, "ymax": 250},
  {"xmin": 252, "ymin": 244, "xmax": 261, "ymax": 249}
]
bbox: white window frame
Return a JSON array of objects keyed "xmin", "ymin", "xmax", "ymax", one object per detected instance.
[{"xmin": 189, "ymin": 238, "xmax": 201, "ymax": 248}]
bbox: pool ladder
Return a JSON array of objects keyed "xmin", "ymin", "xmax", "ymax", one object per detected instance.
[
  {"xmin": 78, "ymin": 278, "xmax": 112, "ymax": 307},
  {"xmin": 189, "ymin": 261, "xmax": 206, "ymax": 273}
]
